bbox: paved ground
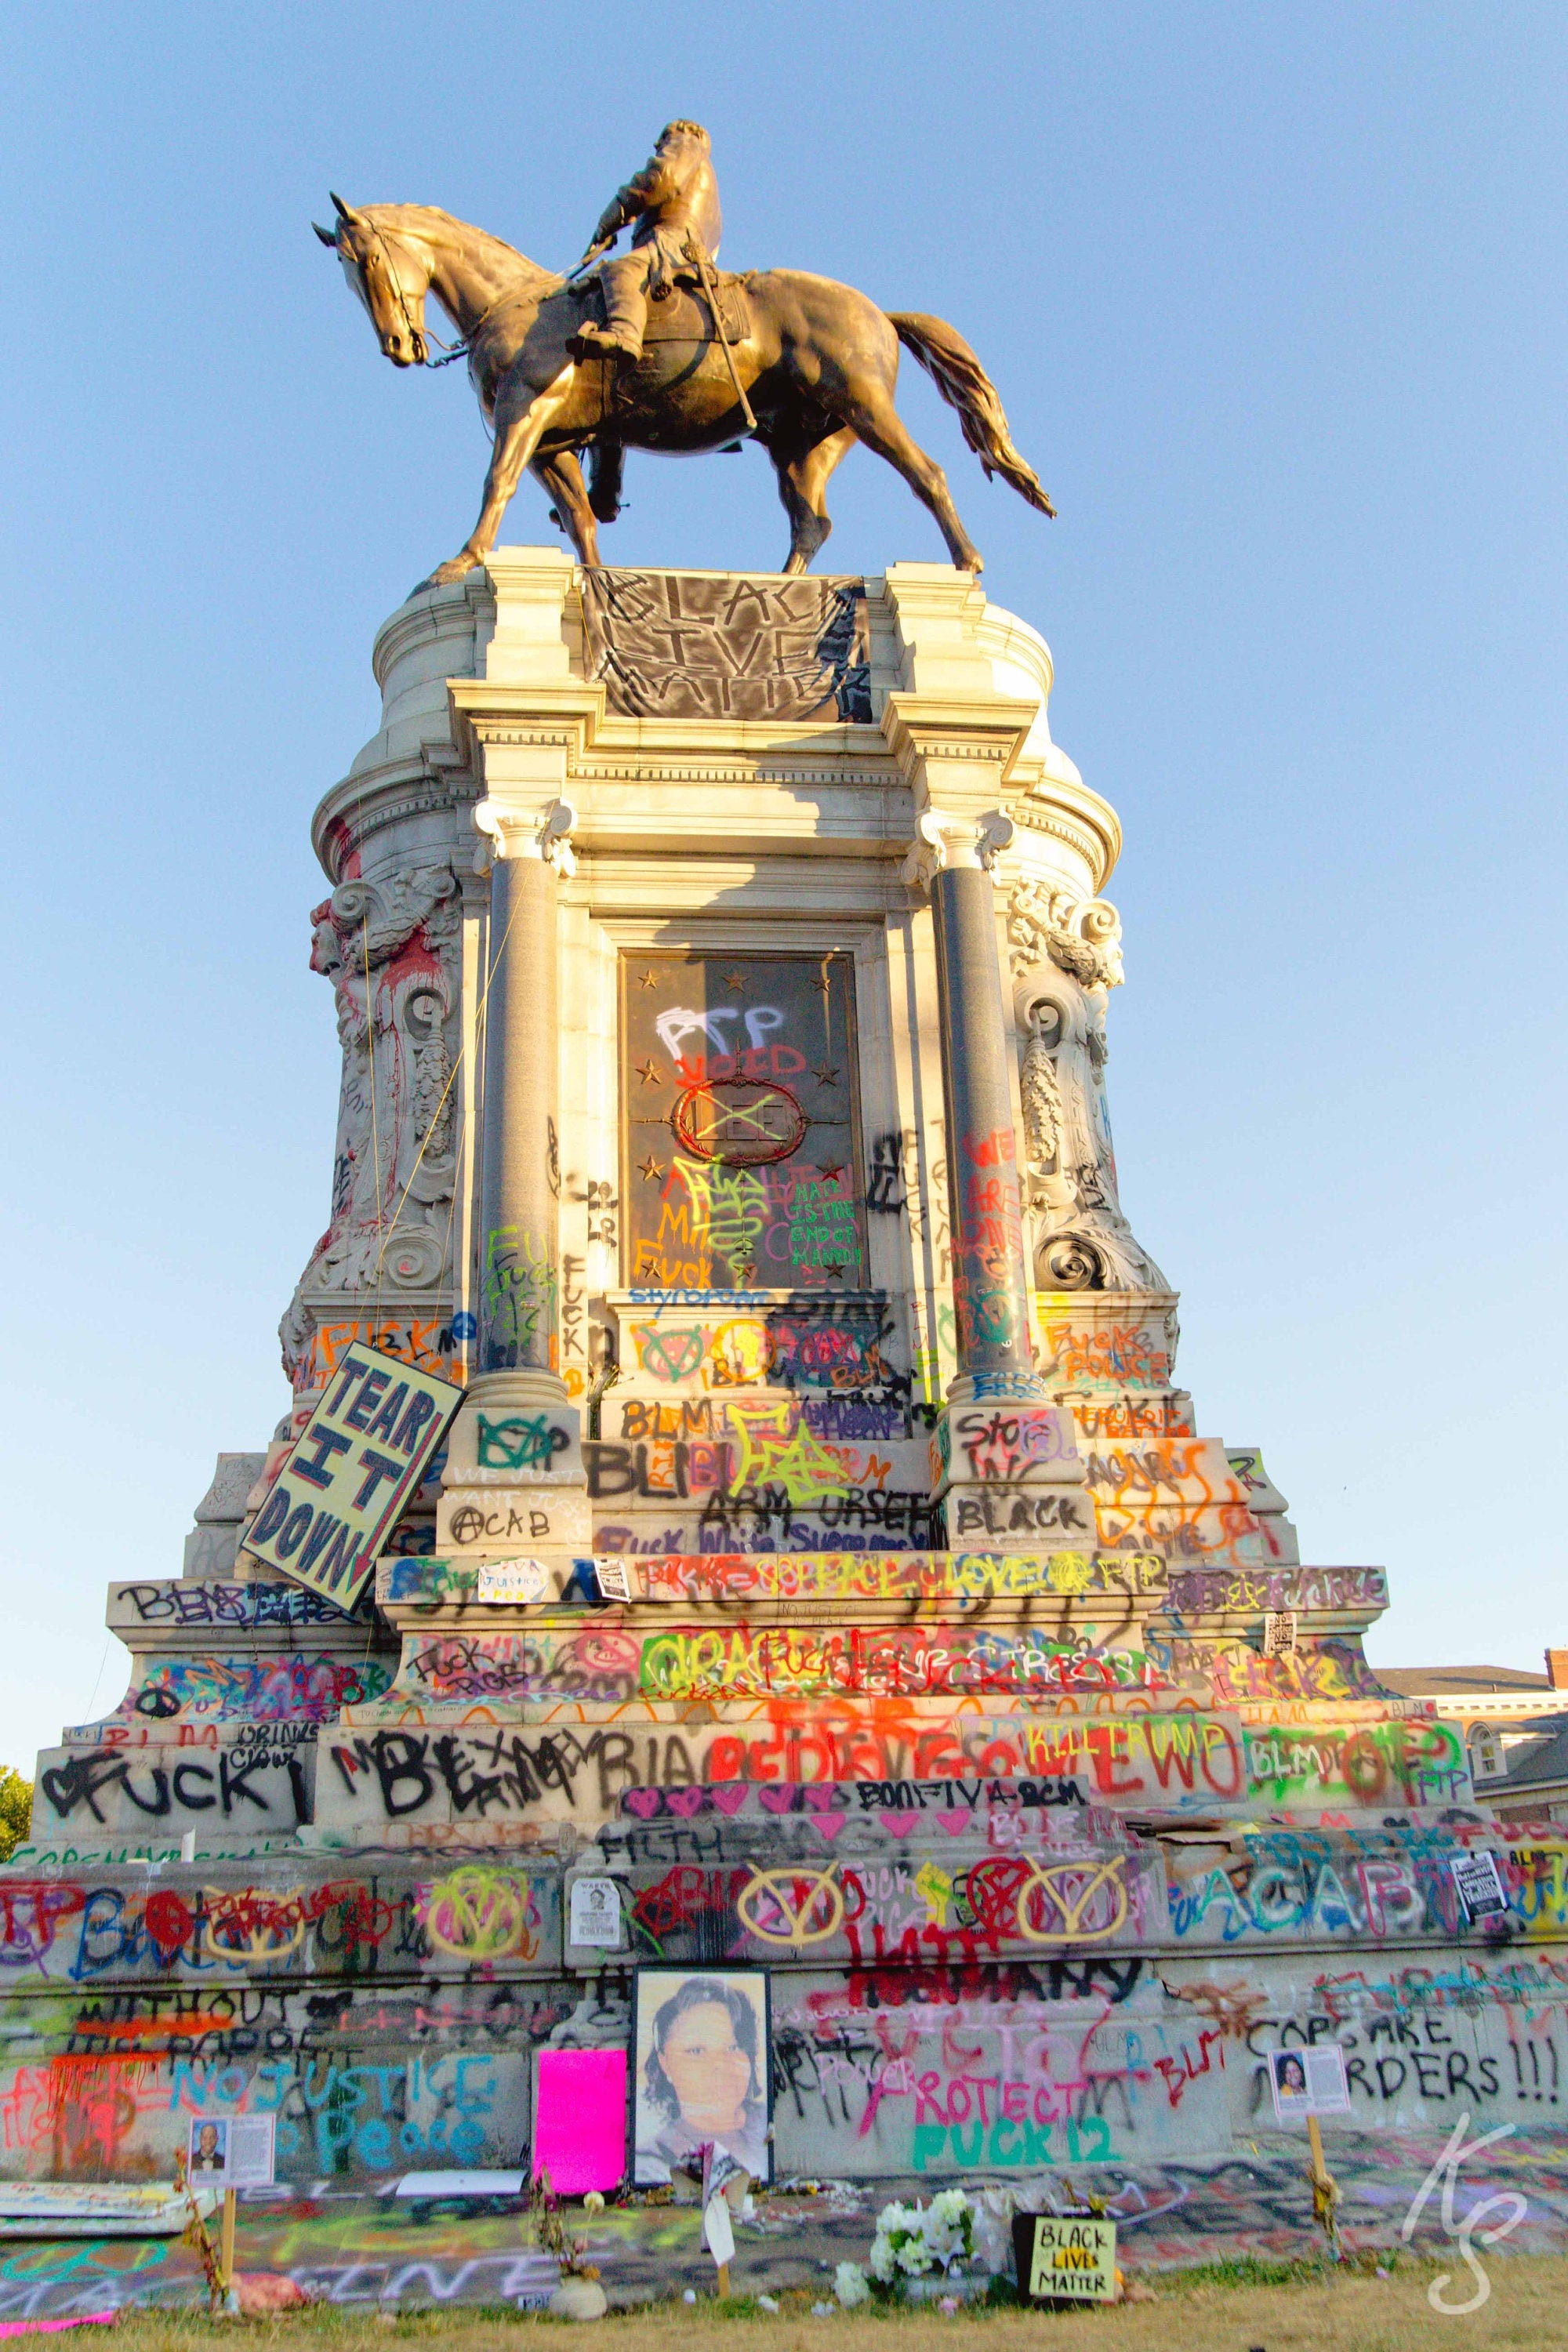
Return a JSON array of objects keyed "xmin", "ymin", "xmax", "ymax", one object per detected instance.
[{"xmin": 2, "ymin": 2129, "xmax": 1566, "ymax": 2318}]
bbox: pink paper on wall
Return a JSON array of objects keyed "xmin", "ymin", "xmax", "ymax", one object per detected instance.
[{"xmin": 533, "ymin": 2048, "xmax": 627, "ymax": 2194}]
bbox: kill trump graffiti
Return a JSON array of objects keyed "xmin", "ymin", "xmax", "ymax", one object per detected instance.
[{"xmin": 244, "ymin": 1345, "xmax": 462, "ymax": 1609}]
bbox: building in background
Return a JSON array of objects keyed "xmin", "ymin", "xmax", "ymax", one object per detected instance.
[{"xmin": 1380, "ymin": 1653, "xmax": 1568, "ymax": 1821}]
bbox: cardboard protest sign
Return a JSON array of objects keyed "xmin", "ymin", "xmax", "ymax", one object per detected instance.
[
  {"xmin": 245, "ymin": 1345, "xmax": 462, "ymax": 1608},
  {"xmin": 1014, "ymin": 2212, "xmax": 1117, "ymax": 2303},
  {"xmin": 187, "ymin": 2113, "xmax": 275, "ymax": 2188}
]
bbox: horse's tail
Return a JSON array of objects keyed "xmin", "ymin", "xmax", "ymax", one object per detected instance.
[{"xmin": 889, "ymin": 312, "xmax": 1056, "ymax": 517}]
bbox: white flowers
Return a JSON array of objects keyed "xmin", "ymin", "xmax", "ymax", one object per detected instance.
[
  {"xmin": 833, "ymin": 2262, "xmax": 870, "ymax": 2308},
  {"xmin": 866, "ymin": 2191, "xmax": 976, "ymax": 2291}
]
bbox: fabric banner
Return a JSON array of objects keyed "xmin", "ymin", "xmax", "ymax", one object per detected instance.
[{"xmin": 244, "ymin": 1344, "xmax": 462, "ymax": 1608}]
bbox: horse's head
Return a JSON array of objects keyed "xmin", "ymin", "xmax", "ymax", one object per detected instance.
[{"xmin": 314, "ymin": 194, "xmax": 431, "ymax": 367}]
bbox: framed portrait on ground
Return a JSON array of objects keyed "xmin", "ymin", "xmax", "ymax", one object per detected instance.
[{"xmin": 631, "ymin": 1969, "xmax": 771, "ymax": 2186}]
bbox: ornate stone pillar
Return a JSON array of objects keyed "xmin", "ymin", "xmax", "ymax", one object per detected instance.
[
  {"xmin": 886, "ymin": 698, "xmax": 1092, "ymax": 1553},
  {"xmin": 435, "ymin": 797, "xmax": 589, "ymax": 1555},
  {"xmin": 902, "ymin": 808, "xmax": 1039, "ymax": 1395},
  {"xmin": 474, "ymin": 799, "xmax": 574, "ymax": 1380}
]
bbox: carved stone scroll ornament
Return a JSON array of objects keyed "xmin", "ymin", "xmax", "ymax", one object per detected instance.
[
  {"xmin": 279, "ymin": 864, "xmax": 463, "ymax": 1381},
  {"xmin": 1007, "ymin": 877, "xmax": 1124, "ymax": 990},
  {"xmin": 1011, "ymin": 880, "xmax": 1166, "ymax": 1293}
]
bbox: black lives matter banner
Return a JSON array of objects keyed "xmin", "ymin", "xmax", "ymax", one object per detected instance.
[{"xmin": 245, "ymin": 1345, "xmax": 462, "ymax": 1608}]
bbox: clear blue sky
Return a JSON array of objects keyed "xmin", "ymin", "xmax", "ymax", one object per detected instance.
[{"xmin": 2, "ymin": 3, "xmax": 1564, "ymax": 1768}]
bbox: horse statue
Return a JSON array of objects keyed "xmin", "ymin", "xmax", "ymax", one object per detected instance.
[{"xmin": 314, "ymin": 195, "xmax": 1054, "ymax": 586}]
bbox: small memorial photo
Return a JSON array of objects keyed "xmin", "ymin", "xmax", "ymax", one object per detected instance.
[
  {"xmin": 187, "ymin": 2118, "xmax": 229, "ymax": 2177},
  {"xmin": 186, "ymin": 2112, "xmax": 276, "ymax": 2188},
  {"xmin": 1268, "ymin": 2042, "xmax": 1351, "ymax": 2123},
  {"xmin": 632, "ymin": 1969, "xmax": 770, "ymax": 2186}
]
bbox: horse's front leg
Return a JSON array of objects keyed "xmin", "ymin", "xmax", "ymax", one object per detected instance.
[{"xmin": 421, "ymin": 367, "xmax": 578, "ymax": 588}]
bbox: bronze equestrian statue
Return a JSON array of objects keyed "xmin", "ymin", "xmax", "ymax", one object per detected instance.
[
  {"xmin": 572, "ymin": 120, "xmax": 723, "ymax": 365},
  {"xmin": 314, "ymin": 123, "xmax": 1054, "ymax": 587}
]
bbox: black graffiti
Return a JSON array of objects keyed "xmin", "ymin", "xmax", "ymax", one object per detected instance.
[
  {"xmin": 865, "ymin": 1132, "xmax": 909, "ymax": 1214},
  {"xmin": 696, "ymin": 1486, "xmax": 939, "ymax": 1547},
  {"xmin": 331, "ymin": 1726, "xmax": 663, "ymax": 1819},
  {"xmin": 949, "ymin": 1491, "xmax": 1092, "ymax": 1537},
  {"xmin": 39, "ymin": 1748, "xmax": 305, "ymax": 1824}
]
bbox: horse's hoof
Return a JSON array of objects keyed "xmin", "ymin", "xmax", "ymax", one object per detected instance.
[{"xmin": 415, "ymin": 556, "xmax": 479, "ymax": 592}]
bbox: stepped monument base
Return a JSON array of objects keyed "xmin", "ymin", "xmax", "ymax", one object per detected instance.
[{"xmin": 3, "ymin": 554, "xmax": 1565, "ymax": 2306}]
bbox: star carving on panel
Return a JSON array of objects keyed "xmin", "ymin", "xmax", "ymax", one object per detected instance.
[
  {"xmin": 635, "ymin": 1059, "xmax": 662, "ymax": 1087},
  {"xmin": 813, "ymin": 968, "xmax": 833, "ymax": 995},
  {"xmin": 823, "ymin": 1259, "xmax": 848, "ymax": 1279},
  {"xmin": 814, "ymin": 1063, "xmax": 840, "ymax": 1087},
  {"xmin": 818, "ymin": 1162, "xmax": 844, "ymax": 1185},
  {"xmin": 637, "ymin": 969, "xmax": 659, "ymax": 989},
  {"xmin": 724, "ymin": 969, "xmax": 748, "ymax": 992},
  {"xmin": 637, "ymin": 1153, "xmax": 664, "ymax": 1182}
]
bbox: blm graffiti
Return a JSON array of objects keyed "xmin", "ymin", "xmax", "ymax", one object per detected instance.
[{"xmin": 622, "ymin": 951, "xmax": 868, "ymax": 1291}]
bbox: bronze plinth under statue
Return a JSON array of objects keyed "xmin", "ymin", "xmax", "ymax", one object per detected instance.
[{"xmin": 313, "ymin": 122, "xmax": 1053, "ymax": 584}]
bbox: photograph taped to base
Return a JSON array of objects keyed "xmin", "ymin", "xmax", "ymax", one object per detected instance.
[
  {"xmin": 1268, "ymin": 2042, "xmax": 1351, "ymax": 2122},
  {"xmin": 187, "ymin": 2112, "xmax": 275, "ymax": 2188}
]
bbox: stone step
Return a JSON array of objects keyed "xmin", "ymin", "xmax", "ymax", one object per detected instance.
[
  {"xmin": 311, "ymin": 1702, "xmax": 1472, "ymax": 1840},
  {"xmin": 106, "ymin": 1577, "xmax": 372, "ymax": 1652},
  {"xmin": 352, "ymin": 1619, "xmax": 1181, "ymax": 1717},
  {"xmin": 377, "ymin": 1548, "xmax": 1169, "ymax": 1618}
]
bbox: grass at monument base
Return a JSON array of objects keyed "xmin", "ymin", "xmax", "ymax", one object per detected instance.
[{"xmin": 89, "ymin": 2256, "xmax": 1568, "ymax": 2351}]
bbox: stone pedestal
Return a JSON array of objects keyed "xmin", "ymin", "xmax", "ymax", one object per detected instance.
[{"xmin": 5, "ymin": 550, "xmax": 1524, "ymax": 2252}]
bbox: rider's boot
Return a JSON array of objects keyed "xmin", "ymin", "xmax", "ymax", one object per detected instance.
[{"xmin": 572, "ymin": 259, "xmax": 647, "ymax": 362}]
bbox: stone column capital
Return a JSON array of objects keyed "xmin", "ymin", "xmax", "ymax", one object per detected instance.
[
  {"xmin": 901, "ymin": 808, "xmax": 1014, "ymax": 894},
  {"xmin": 880, "ymin": 691, "xmax": 1033, "ymax": 802},
  {"xmin": 472, "ymin": 797, "xmax": 577, "ymax": 877}
]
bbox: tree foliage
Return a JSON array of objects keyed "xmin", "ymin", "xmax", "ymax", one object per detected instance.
[{"xmin": 0, "ymin": 1769, "xmax": 33, "ymax": 1862}]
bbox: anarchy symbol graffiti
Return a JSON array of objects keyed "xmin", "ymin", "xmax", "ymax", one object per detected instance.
[
  {"xmin": 1013, "ymin": 1854, "xmax": 1129, "ymax": 1944},
  {"xmin": 736, "ymin": 1864, "xmax": 844, "ymax": 1947},
  {"xmin": 418, "ymin": 1865, "xmax": 535, "ymax": 1960}
]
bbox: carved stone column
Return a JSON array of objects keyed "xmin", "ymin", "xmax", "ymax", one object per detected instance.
[
  {"xmin": 435, "ymin": 797, "xmax": 589, "ymax": 1555},
  {"xmin": 887, "ymin": 700, "xmax": 1092, "ymax": 1554},
  {"xmin": 902, "ymin": 808, "xmax": 1040, "ymax": 1393}
]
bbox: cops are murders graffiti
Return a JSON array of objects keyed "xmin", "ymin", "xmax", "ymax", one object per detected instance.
[{"xmin": 245, "ymin": 1345, "xmax": 462, "ymax": 1608}]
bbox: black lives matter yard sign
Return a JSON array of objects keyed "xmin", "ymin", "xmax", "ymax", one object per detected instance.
[{"xmin": 245, "ymin": 1345, "xmax": 462, "ymax": 1608}]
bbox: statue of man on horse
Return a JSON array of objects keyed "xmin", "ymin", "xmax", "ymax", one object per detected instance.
[
  {"xmin": 572, "ymin": 120, "xmax": 722, "ymax": 366},
  {"xmin": 314, "ymin": 129, "xmax": 1055, "ymax": 587}
]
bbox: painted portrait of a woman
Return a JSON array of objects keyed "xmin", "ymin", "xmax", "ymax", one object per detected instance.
[{"xmin": 633, "ymin": 1972, "xmax": 770, "ymax": 2183}]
